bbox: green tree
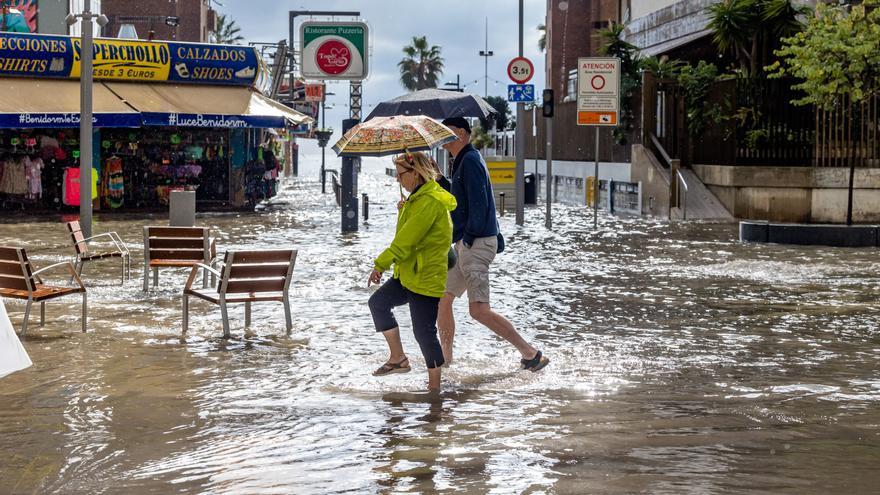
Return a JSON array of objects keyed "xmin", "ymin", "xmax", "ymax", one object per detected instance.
[
  {"xmin": 211, "ymin": 14, "xmax": 244, "ymax": 45},
  {"xmin": 769, "ymin": 0, "xmax": 880, "ymax": 224},
  {"xmin": 706, "ymin": 0, "xmax": 810, "ymax": 75},
  {"xmin": 640, "ymin": 55, "xmax": 684, "ymax": 79},
  {"xmin": 398, "ymin": 36, "xmax": 444, "ymax": 91},
  {"xmin": 484, "ymin": 96, "xmax": 512, "ymax": 131},
  {"xmin": 598, "ymin": 22, "xmax": 642, "ymax": 144},
  {"xmin": 470, "ymin": 124, "xmax": 494, "ymax": 150},
  {"xmin": 537, "ymin": 23, "xmax": 546, "ymax": 52}
]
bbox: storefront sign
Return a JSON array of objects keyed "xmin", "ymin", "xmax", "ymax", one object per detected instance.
[
  {"xmin": 141, "ymin": 112, "xmax": 288, "ymax": 129},
  {"xmin": 0, "ymin": 112, "xmax": 141, "ymax": 128},
  {"xmin": 0, "ymin": 32, "xmax": 267, "ymax": 87},
  {"xmin": 300, "ymin": 22, "xmax": 369, "ymax": 80},
  {"xmin": 305, "ymin": 83, "xmax": 325, "ymax": 102}
]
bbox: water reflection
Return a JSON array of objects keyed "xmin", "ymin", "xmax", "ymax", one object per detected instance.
[{"xmin": 0, "ymin": 141, "xmax": 879, "ymax": 493}]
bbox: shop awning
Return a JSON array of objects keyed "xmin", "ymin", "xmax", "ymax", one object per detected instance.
[
  {"xmin": 0, "ymin": 78, "xmax": 141, "ymax": 128},
  {"xmin": 104, "ymin": 82, "xmax": 312, "ymax": 128}
]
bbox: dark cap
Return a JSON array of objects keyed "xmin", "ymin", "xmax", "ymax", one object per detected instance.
[{"xmin": 441, "ymin": 117, "xmax": 471, "ymax": 134}]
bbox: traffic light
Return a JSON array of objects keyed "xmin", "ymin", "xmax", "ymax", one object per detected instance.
[{"xmin": 542, "ymin": 89, "xmax": 554, "ymax": 118}]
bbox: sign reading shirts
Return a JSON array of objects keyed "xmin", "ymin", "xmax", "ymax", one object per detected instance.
[
  {"xmin": 300, "ymin": 22, "xmax": 369, "ymax": 80},
  {"xmin": 0, "ymin": 32, "xmax": 267, "ymax": 87}
]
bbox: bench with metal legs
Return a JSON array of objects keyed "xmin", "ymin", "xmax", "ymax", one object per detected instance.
[
  {"xmin": 143, "ymin": 226, "xmax": 215, "ymax": 291},
  {"xmin": 0, "ymin": 246, "xmax": 87, "ymax": 335},
  {"xmin": 182, "ymin": 249, "xmax": 297, "ymax": 338},
  {"xmin": 66, "ymin": 220, "xmax": 130, "ymax": 285}
]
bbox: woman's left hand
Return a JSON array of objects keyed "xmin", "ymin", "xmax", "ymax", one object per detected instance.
[{"xmin": 368, "ymin": 269, "xmax": 383, "ymax": 287}]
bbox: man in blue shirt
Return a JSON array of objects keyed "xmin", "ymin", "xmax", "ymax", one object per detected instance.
[{"xmin": 437, "ymin": 117, "xmax": 549, "ymax": 372}]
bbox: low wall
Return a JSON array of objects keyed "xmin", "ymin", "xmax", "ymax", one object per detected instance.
[
  {"xmin": 694, "ymin": 164, "xmax": 880, "ymax": 223},
  {"xmin": 630, "ymin": 144, "xmax": 671, "ymax": 217}
]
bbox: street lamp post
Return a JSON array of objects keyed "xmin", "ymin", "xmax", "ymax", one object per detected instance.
[
  {"xmin": 478, "ymin": 17, "xmax": 493, "ymax": 98},
  {"xmin": 66, "ymin": 2, "xmax": 108, "ymax": 239}
]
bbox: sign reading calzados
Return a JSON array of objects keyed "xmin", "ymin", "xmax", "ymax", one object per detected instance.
[
  {"xmin": 0, "ymin": 32, "xmax": 269, "ymax": 88},
  {"xmin": 300, "ymin": 22, "xmax": 369, "ymax": 80}
]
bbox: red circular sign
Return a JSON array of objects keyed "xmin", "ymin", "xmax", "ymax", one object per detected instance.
[
  {"xmin": 507, "ymin": 57, "xmax": 534, "ymax": 84},
  {"xmin": 315, "ymin": 39, "xmax": 352, "ymax": 75},
  {"xmin": 591, "ymin": 75, "xmax": 606, "ymax": 90}
]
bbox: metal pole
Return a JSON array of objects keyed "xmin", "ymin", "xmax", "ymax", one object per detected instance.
[
  {"xmin": 80, "ymin": 0, "xmax": 94, "ymax": 239},
  {"xmin": 514, "ymin": 0, "xmax": 525, "ymax": 225},
  {"xmin": 593, "ymin": 127, "xmax": 600, "ymax": 228},
  {"xmin": 320, "ymin": 101, "xmax": 326, "ymax": 193},
  {"xmin": 341, "ymin": 118, "xmax": 359, "ymax": 233},
  {"xmin": 484, "ymin": 18, "xmax": 488, "ymax": 98},
  {"xmin": 545, "ymin": 115, "xmax": 553, "ymax": 229}
]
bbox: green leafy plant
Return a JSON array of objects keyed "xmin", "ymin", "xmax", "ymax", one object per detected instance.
[
  {"xmin": 676, "ymin": 61, "xmax": 731, "ymax": 138},
  {"xmin": 598, "ymin": 22, "xmax": 642, "ymax": 144},
  {"xmin": 640, "ymin": 55, "xmax": 684, "ymax": 79}
]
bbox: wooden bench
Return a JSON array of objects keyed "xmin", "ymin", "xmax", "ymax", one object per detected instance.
[
  {"xmin": 143, "ymin": 226, "xmax": 215, "ymax": 291},
  {"xmin": 66, "ymin": 220, "xmax": 130, "ymax": 285},
  {"xmin": 182, "ymin": 249, "xmax": 297, "ymax": 338},
  {"xmin": 0, "ymin": 246, "xmax": 87, "ymax": 335}
]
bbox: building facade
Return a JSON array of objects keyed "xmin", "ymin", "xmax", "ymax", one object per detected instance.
[{"xmin": 100, "ymin": 0, "xmax": 215, "ymax": 42}]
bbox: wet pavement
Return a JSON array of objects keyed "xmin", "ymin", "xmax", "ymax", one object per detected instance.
[{"xmin": 1, "ymin": 141, "xmax": 879, "ymax": 494}]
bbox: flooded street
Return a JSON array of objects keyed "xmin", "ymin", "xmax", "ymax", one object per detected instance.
[{"xmin": 1, "ymin": 141, "xmax": 879, "ymax": 494}]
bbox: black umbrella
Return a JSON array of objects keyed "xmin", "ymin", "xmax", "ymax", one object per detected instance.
[{"xmin": 365, "ymin": 89, "xmax": 497, "ymax": 122}]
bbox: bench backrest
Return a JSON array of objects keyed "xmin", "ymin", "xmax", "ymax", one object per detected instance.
[
  {"xmin": 219, "ymin": 249, "xmax": 297, "ymax": 295},
  {"xmin": 0, "ymin": 246, "xmax": 35, "ymax": 292},
  {"xmin": 66, "ymin": 220, "xmax": 90, "ymax": 256},
  {"xmin": 144, "ymin": 226, "xmax": 211, "ymax": 262}
]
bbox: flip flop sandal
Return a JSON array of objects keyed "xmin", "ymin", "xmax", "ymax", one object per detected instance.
[
  {"xmin": 373, "ymin": 358, "xmax": 411, "ymax": 376},
  {"xmin": 521, "ymin": 351, "xmax": 550, "ymax": 372}
]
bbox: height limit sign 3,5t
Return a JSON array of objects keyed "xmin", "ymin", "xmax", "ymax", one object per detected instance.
[{"xmin": 576, "ymin": 57, "xmax": 620, "ymax": 126}]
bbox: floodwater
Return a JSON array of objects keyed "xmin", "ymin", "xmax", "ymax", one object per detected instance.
[{"xmin": 1, "ymin": 141, "xmax": 879, "ymax": 494}]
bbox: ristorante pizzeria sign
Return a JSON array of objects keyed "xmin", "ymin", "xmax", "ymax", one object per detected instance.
[{"xmin": 0, "ymin": 32, "xmax": 267, "ymax": 87}]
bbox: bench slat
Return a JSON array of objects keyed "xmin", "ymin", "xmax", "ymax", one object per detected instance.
[
  {"xmin": 229, "ymin": 263, "xmax": 291, "ymax": 279},
  {"xmin": 149, "ymin": 238, "xmax": 206, "ymax": 249},
  {"xmin": 230, "ymin": 250, "xmax": 295, "ymax": 264},
  {"xmin": 149, "ymin": 249, "xmax": 207, "ymax": 260},
  {"xmin": 147, "ymin": 227, "xmax": 207, "ymax": 238},
  {"xmin": 225, "ymin": 278, "xmax": 286, "ymax": 294},
  {"xmin": 0, "ymin": 247, "xmax": 22, "ymax": 261},
  {"xmin": 0, "ymin": 275, "xmax": 30, "ymax": 291},
  {"xmin": 0, "ymin": 261, "xmax": 25, "ymax": 277}
]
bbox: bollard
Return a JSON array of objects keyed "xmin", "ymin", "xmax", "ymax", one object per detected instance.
[
  {"xmin": 499, "ymin": 192, "xmax": 506, "ymax": 216},
  {"xmin": 362, "ymin": 193, "xmax": 369, "ymax": 221}
]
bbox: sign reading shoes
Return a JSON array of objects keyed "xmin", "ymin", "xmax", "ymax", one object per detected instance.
[
  {"xmin": 0, "ymin": 32, "xmax": 267, "ymax": 88},
  {"xmin": 300, "ymin": 22, "xmax": 369, "ymax": 80},
  {"xmin": 576, "ymin": 57, "xmax": 620, "ymax": 126}
]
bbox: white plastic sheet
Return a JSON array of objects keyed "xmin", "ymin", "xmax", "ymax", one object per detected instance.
[{"xmin": 0, "ymin": 299, "xmax": 31, "ymax": 379}]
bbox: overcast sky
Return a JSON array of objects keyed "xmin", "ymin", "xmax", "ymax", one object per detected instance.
[{"xmin": 223, "ymin": 0, "xmax": 547, "ymax": 137}]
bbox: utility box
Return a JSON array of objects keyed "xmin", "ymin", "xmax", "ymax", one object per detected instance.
[
  {"xmin": 169, "ymin": 190, "xmax": 196, "ymax": 227},
  {"xmin": 485, "ymin": 156, "xmax": 517, "ymax": 210}
]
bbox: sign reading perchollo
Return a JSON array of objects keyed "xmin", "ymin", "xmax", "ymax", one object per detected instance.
[
  {"xmin": 0, "ymin": 32, "xmax": 269, "ymax": 88},
  {"xmin": 300, "ymin": 21, "xmax": 369, "ymax": 80}
]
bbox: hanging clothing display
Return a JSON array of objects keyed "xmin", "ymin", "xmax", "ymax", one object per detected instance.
[
  {"xmin": 24, "ymin": 156, "xmax": 44, "ymax": 200},
  {"xmin": 105, "ymin": 156, "xmax": 124, "ymax": 208}
]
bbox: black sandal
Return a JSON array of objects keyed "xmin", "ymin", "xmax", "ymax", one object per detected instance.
[
  {"xmin": 521, "ymin": 351, "xmax": 550, "ymax": 372},
  {"xmin": 372, "ymin": 358, "xmax": 411, "ymax": 376}
]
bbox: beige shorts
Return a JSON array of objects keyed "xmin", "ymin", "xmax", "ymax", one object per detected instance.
[{"xmin": 445, "ymin": 236, "xmax": 497, "ymax": 303}]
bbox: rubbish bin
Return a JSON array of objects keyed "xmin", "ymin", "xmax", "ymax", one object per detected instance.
[
  {"xmin": 524, "ymin": 172, "xmax": 537, "ymax": 205},
  {"xmin": 169, "ymin": 190, "xmax": 196, "ymax": 226}
]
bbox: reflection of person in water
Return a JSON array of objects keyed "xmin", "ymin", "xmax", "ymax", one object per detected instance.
[{"xmin": 374, "ymin": 392, "xmax": 446, "ymax": 491}]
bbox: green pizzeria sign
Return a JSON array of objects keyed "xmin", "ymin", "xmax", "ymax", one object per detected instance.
[{"xmin": 300, "ymin": 21, "xmax": 369, "ymax": 81}]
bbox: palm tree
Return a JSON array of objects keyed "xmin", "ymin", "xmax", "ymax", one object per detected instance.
[
  {"xmin": 538, "ymin": 23, "xmax": 546, "ymax": 52},
  {"xmin": 706, "ymin": 0, "xmax": 809, "ymax": 74},
  {"xmin": 211, "ymin": 14, "xmax": 244, "ymax": 45},
  {"xmin": 398, "ymin": 36, "xmax": 444, "ymax": 91}
]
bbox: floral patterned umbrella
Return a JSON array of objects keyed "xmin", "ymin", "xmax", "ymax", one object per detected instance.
[{"xmin": 331, "ymin": 115, "xmax": 458, "ymax": 157}]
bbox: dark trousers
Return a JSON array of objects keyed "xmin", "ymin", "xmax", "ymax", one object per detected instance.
[{"xmin": 368, "ymin": 277, "xmax": 445, "ymax": 369}]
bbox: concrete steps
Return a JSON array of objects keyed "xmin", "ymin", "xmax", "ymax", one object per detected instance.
[{"xmin": 672, "ymin": 169, "xmax": 734, "ymax": 221}]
